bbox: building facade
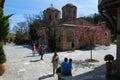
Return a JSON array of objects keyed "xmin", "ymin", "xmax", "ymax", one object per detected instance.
[{"xmin": 34, "ymin": 3, "xmax": 110, "ymax": 50}]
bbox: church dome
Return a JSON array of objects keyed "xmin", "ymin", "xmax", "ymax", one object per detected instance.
[
  {"xmin": 65, "ymin": 3, "xmax": 75, "ymax": 6},
  {"xmin": 63, "ymin": 3, "xmax": 76, "ymax": 8},
  {"xmin": 46, "ymin": 6, "xmax": 58, "ymax": 10},
  {"xmin": 46, "ymin": 4, "xmax": 59, "ymax": 11},
  {"xmin": 62, "ymin": 3, "xmax": 77, "ymax": 20},
  {"xmin": 43, "ymin": 4, "xmax": 60, "ymax": 21}
]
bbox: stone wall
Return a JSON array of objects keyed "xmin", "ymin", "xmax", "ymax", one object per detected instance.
[{"xmin": 37, "ymin": 23, "xmax": 110, "ymax": 51}]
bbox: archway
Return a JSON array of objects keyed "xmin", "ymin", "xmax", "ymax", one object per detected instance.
[{"xmin": 98, "ymin": 0, "xmax": 120, "ymax": 61}]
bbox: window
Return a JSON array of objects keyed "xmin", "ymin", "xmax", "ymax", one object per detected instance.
[
  {"xmin": 55, "ymin": 14, "xmax": 57, "ymax": 19},
  {"xmin": 80, "ymin": 20, "xmax": 83, "ymax": 25},
  {"xmin": 63, "ymin": 12, "xmax": 65, "ymax": 19},
  {"xmin": 49, "ymin": 15, "xmax": 52, "ymax": 20},
  {"xmin": 66, "ymin": 31, "xmax": 74, "ymax": 42},
  {"xmin": 105, "ymin": 32, "xmax": 108, "ymax": 39}
]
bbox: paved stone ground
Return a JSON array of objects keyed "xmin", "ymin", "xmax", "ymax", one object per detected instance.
[
  {"xmin": 0, "ymin": 43, "xmax": 116, "ymax": 80},
  {"xmin": 0, "ymin": 44, "xmax": 58, "ymax": 80}
]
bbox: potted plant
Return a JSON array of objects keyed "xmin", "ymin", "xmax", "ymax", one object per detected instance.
[
  {"xmin": 56, "ymin": 67, "xmax": 61, "ymax": 74},
  {"xmin": 0, "ymin": 42, "xmax": 6, "ymax": 76},
  {"xmin": 104, "ymin": 54, "xmax": 114, "ymax": 75},
  {"xmin": 104, "ymin": 54, "xmax": 114, "ymax": 62},
  {"xmin": 56, "ymin": 67, "xmax": 62, "ymax": 80},
  {"xmin": 0, "ymin": 7, "xmax": 11, "ymax": 76}
]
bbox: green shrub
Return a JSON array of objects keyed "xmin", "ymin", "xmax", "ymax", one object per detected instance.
[
  {"xmin": 0, "ymin": 51, "xmax": 6, "ymax": 63},
  {"xmin": 0, "ymin": 8, "xmax": 11, "ymax": 63},
  {"xmin": 47, "ymin": 27, "xmax": 56, "ymax": 51},
  {"xmin": 56, "ymin": 67, "xmax": 61, "ymax": 74},
  {"xmin": 85, "ymin": 59, "xmax": 99, "ymax": 62},
  {"xmin": 104, "ymin": 54, "xmax": 114, "ymax": 62},
  {"xmin": 0, "ymin": 42, "xmax": 6, "ymax": 63}
]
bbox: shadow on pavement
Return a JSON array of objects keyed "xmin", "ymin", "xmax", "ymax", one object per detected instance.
[
  {"xmin": 30, "ymin": 59, "xmax": 40, "ymax": 62},
  {"xmin": 38, "ymin": 74, "xmax": 53, "ymax": 80},
  {"xmin": 23, "ymin": 45, "xmax": 32, "ymax": 49},
  {"xmin": 106, "ymin": 71, "xmax": 120, "ymax": 80},
  {"xmin": 24, "ymin": 54, "xmax": 40, "ymax": 58},
  {"xmin": 66, "ymin": 50, "xmax": 75, "ymax": 53},
  {"xmin": 73, "ymin": 60, "xmax": 97, "ymax": 69},
  {"xmin": 62, "ymin": 64, "xmax": 106, "ymax": 80}
]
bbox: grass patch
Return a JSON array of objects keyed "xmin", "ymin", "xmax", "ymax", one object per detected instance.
[
  {"xmin": 85, "ymin": 59, "xmax": 99, "ymax": 63},
  {"xmin": 111, "ymin": 41, "xmax": 116, "ymax": 45}
]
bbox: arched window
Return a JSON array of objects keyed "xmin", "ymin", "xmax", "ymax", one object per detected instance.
[
  {"xmin": 73, "ymin": 9, "xmax": 76, "ymax": 18},
  {"xmin": 80, "ymin": 20, "xmax": 83, "ymax": 25},
  {"xmin": 105, "ymin": 31, "xmax": 108, "ymax": 39},
  {"xmin": 63, "ymin": 12, "xmax": 65, "ymax": 19},
  {"xmin": 49, "ymin": 15, "xmax": 52, "ymax": 20},
  {"xmin": 68, "ymin": 10, "xmax": 71, "ymax": 18},
  {"xmin": 55, "ymin": 14, "xmax": 58, "ymax": 19},
  {"xmin": 66, "ymin": 30, "xmax": 74, "ymax": 42}
]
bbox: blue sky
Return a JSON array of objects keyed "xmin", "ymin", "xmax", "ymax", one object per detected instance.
[{"xmin": 4, "ymin": 0, "xmax": 98, "ymax": 31}]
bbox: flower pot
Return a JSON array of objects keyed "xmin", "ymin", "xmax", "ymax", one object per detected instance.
[{"xmin": 0, "ymin": 62, "xmax": 6, "ymax": 76}]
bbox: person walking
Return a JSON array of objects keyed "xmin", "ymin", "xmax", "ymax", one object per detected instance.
[
  {"xmin": 71, "ymin": 41, "xmax": 74, "ymax": 51},
  {"xmin": 35, "ymin": 42, "xmax": 39, "ymax": 54},
  {"xmin": 38, "ymin": 44, "xmax": 41, "ymax": 56},
  {"xmin": 39, "ymin": 43, "xmax": 44, "ymax": 60},
  {"xmin": 32, "ymin": 44, "xmax": 36, "ymax": 56},
  {"xmin": 51, "ymin": 52, "xmax": 59, "ymax": 76}
]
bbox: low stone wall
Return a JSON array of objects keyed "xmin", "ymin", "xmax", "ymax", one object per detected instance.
[{"xmin": 106, "ymin": 61, "xmax": 120, "ymax": 75}]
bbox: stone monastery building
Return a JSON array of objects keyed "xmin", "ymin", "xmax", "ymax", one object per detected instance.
[{"xmin": 34, "ymin": 3, "xmax": 110, "ymax": 50}]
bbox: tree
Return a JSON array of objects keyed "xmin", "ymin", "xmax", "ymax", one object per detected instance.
[
  {"xmin": 47, "ymin": 27, "xmax": 56, "ymax": 51},
  {"xmin": 75, "ymin": 26, "xmax": 98, "ymax": 62},
  {"xmin": 0, "ymin": 0, "xmax": 12, "ymax": 76},
  {"xmin": 24, "ymin": 12, "xmax": 44, "ymax": 44},
  {"xmin": 29, "ymin": 23, "xmax": 39, "ymax": 44},
  {"xmin": 87, "ymin": 27, "xmax": 96, "ymax": 61},
  {"xmin": 85, "ymin": 27, "xmax": 99, "ymax": 62},
  {"xmin": 0, "ymin": 7, "xmax": 11, "ymax": 63},
  {"xmin": 35, "ymin": 11, "xmax": 44, "ymax": 20},
  {"xmin": 0, "ymin": 0, "xmax": 5, "ymax": 8},
  {"xmin": 84, "ymin": 13, "xmax": 105, "ymax": 24},
  {"xmin": 24, "ymin": 11, "xmax": 44, "ymax": 25},
  {"xmin": 12, "ymin": 22, "xmax": 29, "ymax": 44},
  {"xmin": 93, "ymin": 13, "xmax": 105, "ymax": 24},
  {"xmin": 12, "ymin": 22, "xmax": 29, "ymax": 34},
  {"xmin": 14, "ymin": 30, "xmax": 23, "ymax": 44}
]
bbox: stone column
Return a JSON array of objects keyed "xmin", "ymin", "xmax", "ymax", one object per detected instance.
[{"xmin": 117, "ymin": 7, "xmax": 120, "ymax": 61}]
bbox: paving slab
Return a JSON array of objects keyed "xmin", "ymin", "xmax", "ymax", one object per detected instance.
[{"xmin": 0, "ymin": 44, "xmax": 116, "ymax": 80}]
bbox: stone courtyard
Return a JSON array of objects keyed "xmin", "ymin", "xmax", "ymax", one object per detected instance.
[{"xmin": 0, "ymin": 43, "xmax": 116, "ymax": 80}]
